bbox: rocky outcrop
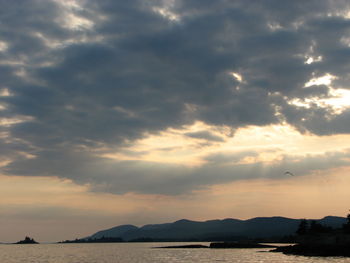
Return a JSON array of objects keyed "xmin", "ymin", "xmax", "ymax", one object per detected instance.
[
  {"xmin": 15, "ymin": 236, "xmax": 38, "ymax": 244},
  {"xmin": 271, "ymin": 233, "xmax": 350, "ymax": 257}
]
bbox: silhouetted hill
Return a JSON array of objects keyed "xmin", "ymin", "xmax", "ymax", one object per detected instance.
[
  {"xmin": 86, "ymin": 216, "xmax": 346, "ymax": 242},
  {"xmin": 89, "ymin": 225, "xmax": 138, "ymax": 239},
  {"xmin": 61, "ymin": 236, "xmax": 123, "ymax": 243},
  {"xmin": 318, "ymin": 216, "xmax": 346, "ymax": 226}
]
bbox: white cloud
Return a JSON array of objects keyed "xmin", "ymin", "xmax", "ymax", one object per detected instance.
[
  {"xmin": 304, "ymin": 55, "xmax": 323, "ymax": 64},
  {"xmin": 304, "ymin": 73, "xmax": 336, "ymax": 87},
  {"xmin": 0, "ymin": 41, "xmax": 8, "ymax": 52}
]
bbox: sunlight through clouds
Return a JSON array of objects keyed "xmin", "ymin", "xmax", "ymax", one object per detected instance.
[
  {"xmin": 101, "ymin": 121, "xmax": 225, "ymax": 166},
  {"xmin": 304, "ymin": 73, "xmax": 336, "ymax": 87},
  {"xmin": 152, "ymin": 0, "xmax": 181, "ymax": 22},
  {"xmin": 2, "ymin": 0, "xmax": 350, "ymax": 242},
  {"xmin": 0, "ymin": 41, "xmax": 8, "ymax": 52},
  {"xmin": 287, "ymin": 73, "xmax": 350, "ymax": 115},
  {"xmin": 101, "ymin": 122, "xmax": 350, "ymax": 169},
  {"xmin": 53, "ymin": 0, "xmax": 94, "ymax": 30}
]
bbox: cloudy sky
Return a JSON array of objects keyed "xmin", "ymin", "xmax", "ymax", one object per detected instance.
[{"xmin": 1, "ymin": 0, "xmax": 350, "ymax": 242}]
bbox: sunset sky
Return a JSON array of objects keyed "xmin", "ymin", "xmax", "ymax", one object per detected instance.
[{"xmin": 1, "ymin": 0, "xmax": 350, "ymax": 242}]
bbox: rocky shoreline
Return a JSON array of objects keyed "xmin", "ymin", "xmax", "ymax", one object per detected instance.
[
  {"xmin": 156, "ymin": 241, "xmax": 350, "ymax": 257},
  {"xmin": 271, "ymin": 244, "xmax": 350, "ymax": 257}
]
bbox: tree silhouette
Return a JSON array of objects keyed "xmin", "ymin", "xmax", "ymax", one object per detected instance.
[
  {"xmin": 309, "ymin": 220, "xmax": 331, "ymax": 234},
  {"xmin": 343, "ymin": 213, "xmax": 350, "ymax": 233},
  {"xmin": 296, "ymin": 219, "xmax": 308, "ymax": 235},
  {"xmin": 296, "ymin": 219, "xmax": 332, "ymax": 235}
]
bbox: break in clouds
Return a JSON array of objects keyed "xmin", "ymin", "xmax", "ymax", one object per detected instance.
[{"xmin": 1, "ymin": 0, "xmax": 350, "ymax": 195}]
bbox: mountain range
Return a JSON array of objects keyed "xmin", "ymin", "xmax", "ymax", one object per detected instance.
[{"xmin": 86, "ymin": 216, "xmax": 347, "ymax": 242}]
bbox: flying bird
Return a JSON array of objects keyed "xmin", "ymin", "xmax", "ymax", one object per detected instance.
[{"xmin": 284, "ymin": 171, "xmax": 295, "ymax": 176}]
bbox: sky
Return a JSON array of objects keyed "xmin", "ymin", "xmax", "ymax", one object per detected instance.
[{"xmin": 1, "ymin": 0, "xmax": 350, "ymax": 243}]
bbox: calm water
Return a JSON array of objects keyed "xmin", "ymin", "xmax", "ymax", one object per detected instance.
[{"xmin": 1, "ymin": 242, "xmax": 350, "ymax": 263}]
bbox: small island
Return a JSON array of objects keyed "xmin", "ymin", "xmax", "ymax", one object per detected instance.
[{"xmin": 15, "ymin": 236, "xmax": 39, "ymax": 244}]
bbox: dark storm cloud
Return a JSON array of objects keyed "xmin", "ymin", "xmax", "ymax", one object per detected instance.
[
  {"xmin": 2, "ymin": 0, "xmax": 350, "ymax": 194},
  {"xmin": 285, "ymin": 107, "xmax": 350, "ymax": 135}
]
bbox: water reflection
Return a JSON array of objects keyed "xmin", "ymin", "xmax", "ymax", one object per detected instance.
[{"xmin": 0, "ymin": 243, "xmax": 349, "ymax": 263}]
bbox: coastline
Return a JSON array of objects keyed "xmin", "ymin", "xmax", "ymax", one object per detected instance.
[{"xmin": 271, "ymin": 244, "xmax": 350, "ymax": 257}]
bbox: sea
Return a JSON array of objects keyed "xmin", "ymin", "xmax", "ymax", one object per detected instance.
[{"xmin": 1, "ymin": 242, "xmax": 350, "ymax": 263}]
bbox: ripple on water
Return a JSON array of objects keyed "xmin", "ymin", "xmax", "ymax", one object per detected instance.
[{"xmin": 1, "ymin": 243, "xmax": 350, "ymax": 263}]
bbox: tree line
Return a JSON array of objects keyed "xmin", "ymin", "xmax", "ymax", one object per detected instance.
[{"xmin": 297, "ymin": 213, "xmax": 350, "ymax": 235}]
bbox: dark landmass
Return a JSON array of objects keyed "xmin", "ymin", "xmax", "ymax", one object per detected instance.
[
  {"xmin": 15, "ymin": 236, "xmax": 38, "ymax": 244},
  {"xmin": 128, "ymin": 237, "xmax": 155, "ymax": 242},
  {"xmin": 155, "ymin": 244, "xmax": 209, "ymax": 248},
  {"xmin": 88, "ymin": 224, "xmax": 137, "ymax": 241},
  {"xmin": 58, "ymin": 213, "xmax": 350, "ymax": 259},
  {"xmin": 83, "ymin": 216, "xmax": 346, "ymax": 242},
  {"xmin": 210, "ymin": 242, "xmax": 278, "ymax": 248},
  {"xmin": 271, "ymin": 214, "xmax": 350, "ymax": 257},
  {"xmin": 272, "ymin": 244, "xmax": 350, "ymax": 257},
  {"xmin": 138, "ymin": 219, "xmax": 350, "ymax": 257},
  {"xmin": 60, "ymin": 236, "xmax": 123, "ymax": 243}
]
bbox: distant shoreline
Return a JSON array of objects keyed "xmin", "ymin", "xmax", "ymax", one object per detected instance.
[{"xmin": 271, "ymin": 244, "xmax": 350, "ymax": 257}]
